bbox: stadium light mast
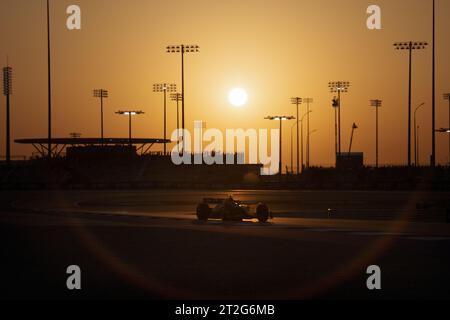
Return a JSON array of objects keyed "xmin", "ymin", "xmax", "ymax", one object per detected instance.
[
  {"xmin": 265, "ymin": 116, "xmax": 295, "ymax": 177},
  {"xmin": 431, "ymin": 0, "xmax": 436, "ymax": 167},
  {"xmin": 166, "ymin": 45, "xmax": 199, "ymax": 153},
  {"xmin": 46, "ymin": 0, "xmax": 52, "ymax": 160},
  {"xmin": 3, "ymin": 65, "xmax": 12, "ymax": 166},
  {"xmin": 291, "ymin": 97, "xmax": 302, "ymax": 174},
  {"xmin": 393, "ymin": 41, "xmax": 428, "ymax": 167},
  {"xmin": 153, "ymin": 83, "xmax": 176, "ymax": 154},
  {"xmin": 300, "ymin": 111, "xmax": 312, "ymax": 172},
  {"xmin": 414, "ymin": 103, "xmax": 426, "ymax": 166},
  {"xmin": 289, "ymin": 110, "xmax": 311, "ymax": 174},
  {"xmin": 444, "ymin": 93, "xmax": 450, "ymax": 165},
  {"xmin": 329, "ymin": 81, "xmax": 350, "ymax": 156},
  {"xmin": 370, "ymin": 99, "xmax": 382, "ymax": 168},
  {"xmin": 93, "ymin": 89, "xmax": 108, "ymax": 146},
  {"xmin": 331, "ymin": 96, "xmax": 339, "ymax": 158},
  {"xmin": 290, "ymin": 121, "xmax": 296, "ymax": 174},
  {"xmin": 115, "ymin": 110, "xmax": 144, "ymax": 149},
  {"xmin": 303, "ymin": 98, "xmax": 314, "ymax": 168},
  {"xmin": 171, "ymin": 93, "xmax": 183, "ymax": 153}
]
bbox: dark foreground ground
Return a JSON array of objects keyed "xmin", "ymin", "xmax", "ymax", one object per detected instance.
[{"xmin": 1, "ymin": 190, "xmax": 450, "ymax": 300}]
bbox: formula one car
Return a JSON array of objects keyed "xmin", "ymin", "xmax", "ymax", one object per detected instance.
[{"xmin": 196, "ymin": 196, "xmax": 272, "ymax": 223}]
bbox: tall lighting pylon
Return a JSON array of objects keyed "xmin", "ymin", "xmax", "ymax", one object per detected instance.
[
  {"xmin": 444, "ymin": 93, "xmax": 450, "ymax": 165},
  {"xmin": 265, "ymin": 116, "xmax": 295, "ymax": 177},
  {"xmin": 166, "ymin": 45, "xmax": 199, "ymax": 153},
  {"xmin": 291, "ymin": 97, "xmax": 302, "ymax": 174},
  {"xmin": 3, "ymin": 65, "xmax": 12, "ymax": 166},
  {"xmin": 153, "ymin": 83, "xmax": 176, "ymax": 154},
  {"xmin": 431, "ymin": 0, "xmax": 436, "ymax": 167},
  {"xmin": 393, "ymin": 41, "xmax": 428, "ymax": 167},
  {"xmin": 171, "ymin": 93, "xmax": 183, "ymax": 153},
  {"xmin": 93, "ymin": 89, "xmax": 108, "ymax": 146},
  {"xmin": 370, "ymin": 99, "xmax": 382, "ymax": 168},
  {"xmin": 329, "ymin": 81, "xmax": 350, "ymax": 156},
  {"xmin": 46, "ymin": 0, "xmax": 52, "ymax": 160},
  {"xmin": 303, "ymin": 98, "xmax": 314, "ymax": 168}
]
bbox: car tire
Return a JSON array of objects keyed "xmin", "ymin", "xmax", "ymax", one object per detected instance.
[
  {"xmin": 196, "ymin": 203, "xmax": 211, "ymax": 221},
  {"xmin": 256, "ymin": 203, "xmax": 270, "ymax": 223}
]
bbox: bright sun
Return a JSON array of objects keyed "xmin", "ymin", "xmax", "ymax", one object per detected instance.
[{"xmin": 228, "ymin": 88, "xmax": 248, "ymax": 107}]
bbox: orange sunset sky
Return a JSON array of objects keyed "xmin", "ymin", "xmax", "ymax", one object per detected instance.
[{"xmin": 0, "ymin": 0, "xmax": 449, "ymax": 167}]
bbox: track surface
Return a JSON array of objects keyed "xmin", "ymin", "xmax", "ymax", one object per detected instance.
[{"xmin": 1, "ymin": 190, "xmax": 450, "ymax": 299}]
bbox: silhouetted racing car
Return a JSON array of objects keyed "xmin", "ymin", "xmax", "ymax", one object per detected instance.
[{"xmin": 196, "ymin": 196, "xmax": 272, "ymax": 222}]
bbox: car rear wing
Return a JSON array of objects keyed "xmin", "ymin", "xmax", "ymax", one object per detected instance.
[
  {"xmin": 203, "ymin": 198, "xmax": 257, "ymax": 205},
  {"xmin": 203, "ymin": 198, "xmax": 226, "ymax": 204}
]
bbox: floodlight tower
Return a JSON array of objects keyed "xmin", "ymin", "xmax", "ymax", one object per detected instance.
[
  {"xmin": 300, "ymin": 111, "xmax": 312, "ymax": 172},
  {"xmin": 370, "ymin": 99, "xmax": 382, "ymax": 168},
  {"xmin": 393, "ymin": 41, "xmax": 428, "ymax": 167},
  {"xmin": 303, "ymin": 98, "xmax": 314, "ymax": 168},
  {"xmin": 93, "ymin": 89, "xmax": 108, "ymax": 145},
  {"xmin": 171, "ymin": 93, "xmax": 183, "ymax": 152},
  {"xmin": 265, "ymin": 116, "xmax": 295, "ymax": 177},
  {"xmin": 3, "ymin": 66, "xmax": 12, "ymax": 166},
  {"xmin": 46, "ymin": 0, "xmax": 52, "ymax": 160},
  {"xmin": 291, "ymin": 97, "xmax": 302, "ymax": 174},
  {"xmin": 414, "ymin": 103, "xmax": 426, "ymax": 166},
  {"xmin": 166, "ymin": 45, "xmax": 199, "ymax": 153},
  {"xmin": 444, "ymin": 93, "xmax": 450, "ymax": 165},
  {"xmin": 328, "ymin": 81, "xmax": 350, "ymax": 156},
  {"xmin": 432, "ymin": 0, "xmax": 436, "ymax": 167},
  {"xmin": 115, "ymin": 110, "xmax": 145, "ymax": 149},
  {"xmin": 332, "ymin": 96, "xmax": 339, "ymax": 157},
  {"xmin": 153, "ymin": 83, "xmax": 176, "ymax": 154},
  {"xmin": 290, "ymin": 111, "xmax": 311, "ymax": 174}
]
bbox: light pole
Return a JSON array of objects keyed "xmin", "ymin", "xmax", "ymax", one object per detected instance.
[
  {"xmin": 432, "ymin": 0, "xmax": 436, "ymax": 167},
  {"xmin": 444, "ymin": 93, "xmax": 450, "ymax": 165},
  {"xmin": 153, "ymin": 83, "xmax": 176, "ymax": 154},
  {"xmin": 291, "ymin": 97, "xmax": 302, "ymax": 174},
  {"xmin": 414, "ymin": 103, "xmax": 425, "ymax": 166},
  {"xmin": 3, "ymin": 65, "xmax": 12, "ymax": 166},
  {"xmin": 393, "ymin": 41, "xmax": 428, "ymax": 167},
  {"xmin": 166, "ymin": 45, "xmax": 199, "ymax": 153},
  {"xmin": 115, "ymin": 110, "xmax": 144, "ymax": 149},
  {"xmin": 309, "ymin": 129, "xmax": 318, "ymax": 167},
  {"xmin": 370, "ymin": 99, "xmax": 382, "ymax": 168},
  {"xmin": 290, "ymin": 121, "xmax": 296, "ymax": 174},
  {"xmin": 265, "ymin": 116, "xmax": 295, "ymax": 177},
  {"xmin": 329, "ymin": 82, "xmax": 350, "ymax": 156},
  {"xmin": 348, "ymin": 123, "xmax": 358, "ymax": 155},
  {"xmin": 300, "ymin": 111, "xmax": 312, "ymax": 172},
  {"xmin": 417, "ymin": 125, "xmax": 421, "ymax": 166},
  {"xmin": 93, "ymin": 89, "xmax": 108, "ymax": 146},
  {"xmin": 171, "ymin": 93, "xmax": 183, "ymax": 153},
  {"xmin": 303, "ymin": 98, "xmax": 313, "ymax": 168},
  {"xmin": 46, "ymin": 0, "xmax": 52, "ymax": 160},
  {"xmin": 332, "ymin": 96, "xmax": 339, "ymax": 158}
]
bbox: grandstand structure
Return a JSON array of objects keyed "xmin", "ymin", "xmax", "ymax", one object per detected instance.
[{"xmin": 15, "ymin": 138, "xmax": 171, "ymax": 158}]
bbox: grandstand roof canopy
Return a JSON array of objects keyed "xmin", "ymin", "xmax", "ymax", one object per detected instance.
[
  {"xmin": 15, "ymin": 138, "xmax": 170, "ymax": 145},
  {"xmin": 15, "ymin": 138, "xmax": 172, "ymax": 157}
]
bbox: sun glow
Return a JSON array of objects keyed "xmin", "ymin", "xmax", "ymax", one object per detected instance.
[{"xmin": 228, "ymin": 88, "xmax": 248, "ymax": 107}]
